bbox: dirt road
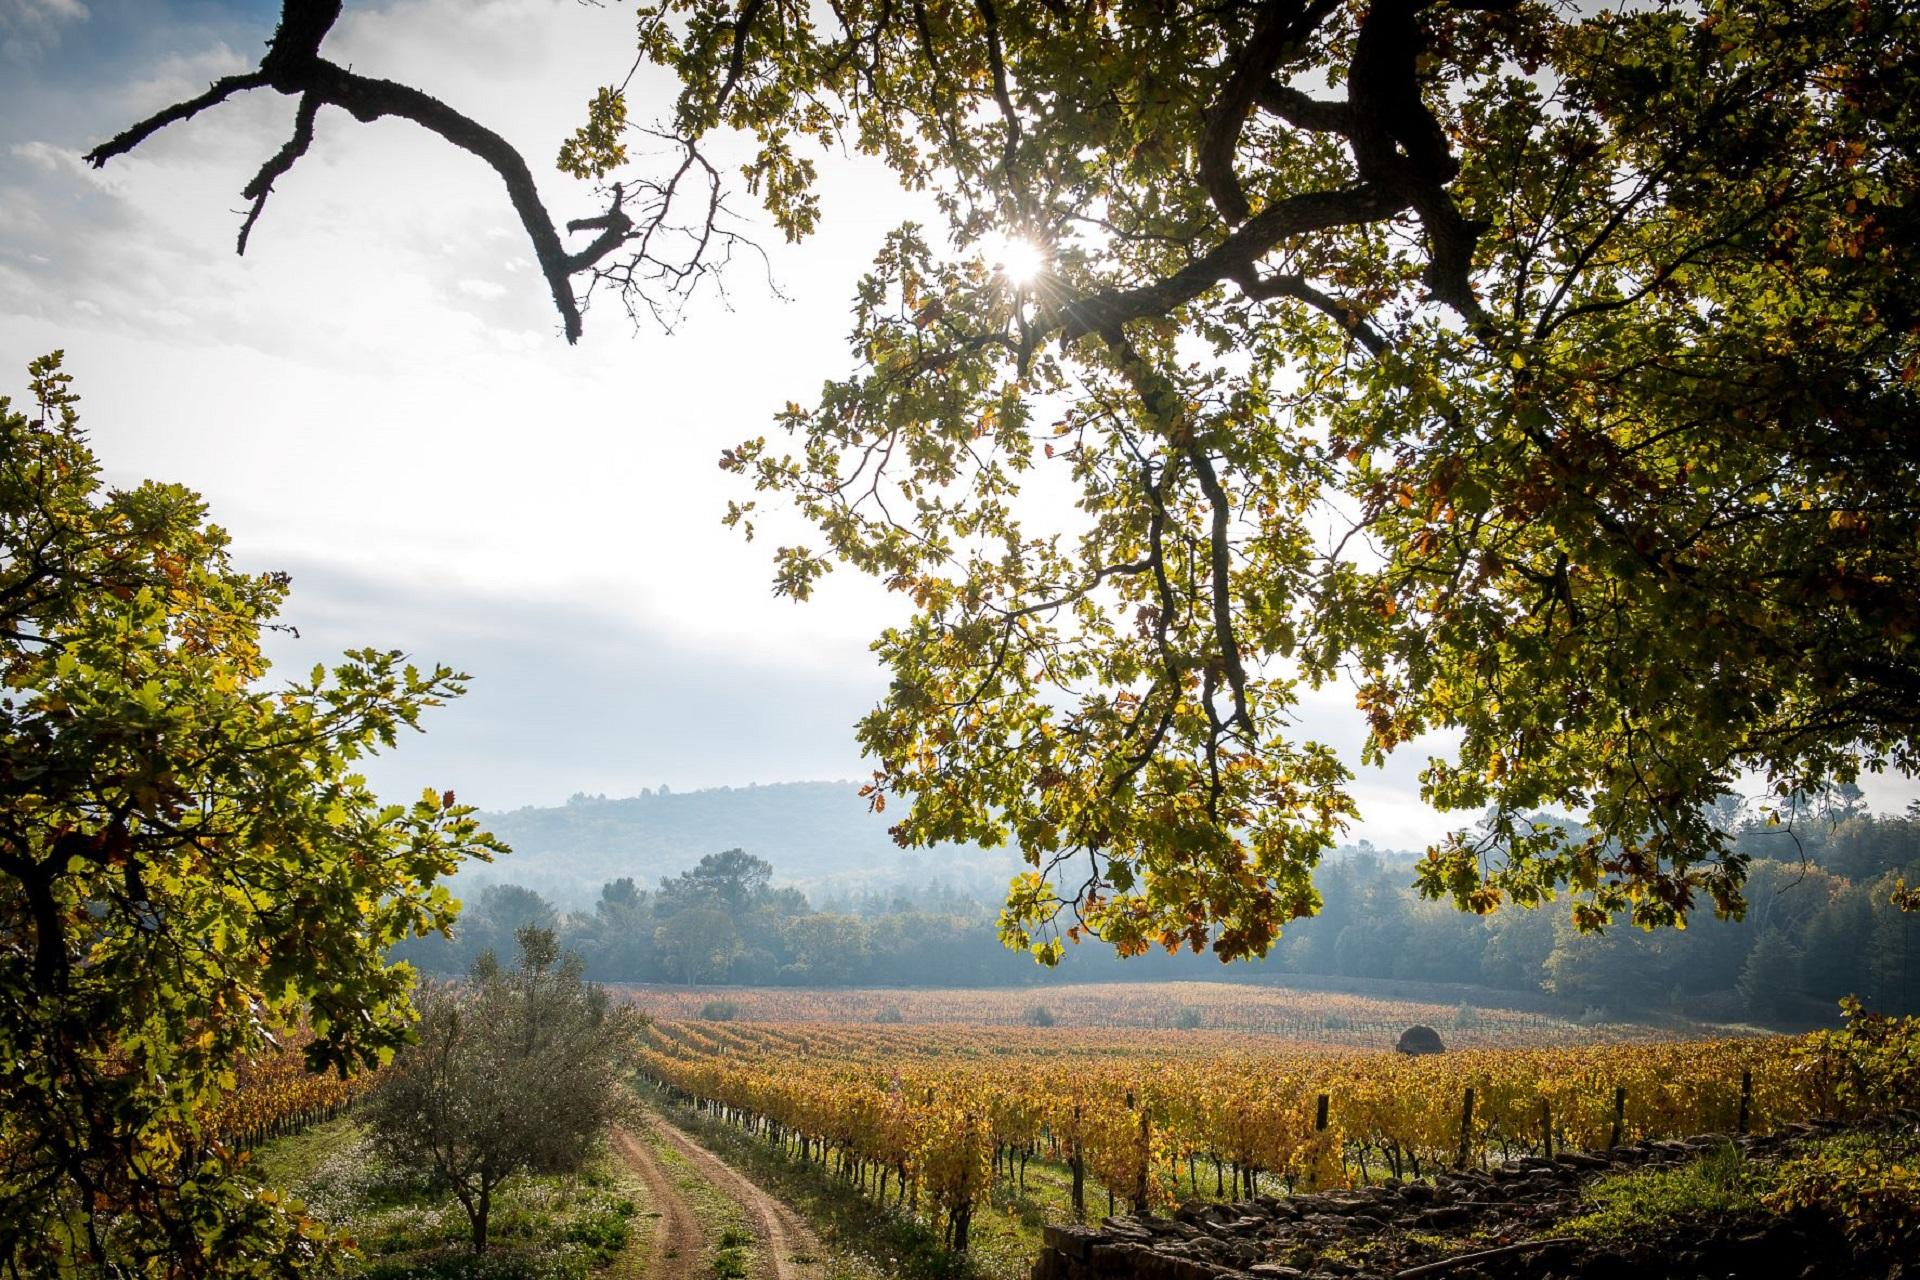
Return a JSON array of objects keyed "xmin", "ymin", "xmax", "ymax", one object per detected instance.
[
  {"xmin": 612, "ymin": 1115, "xmax": 827, "ymax": 1280},
  {"xmin": 613, "ymin": 1124, "xmax": 705, "ymax": 1280}
]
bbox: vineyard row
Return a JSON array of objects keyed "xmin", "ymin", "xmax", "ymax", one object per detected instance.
[{"xmin": 635, "ymin": 1021, "xmax": 1860, "ymax": 1249}]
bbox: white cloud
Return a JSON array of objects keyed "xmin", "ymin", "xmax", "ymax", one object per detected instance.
[
  {"xmin": 9, "ymin": 138, "xmax": 82, "ymax": 173},
  {"xmin": 1, "ymin": 0, "xmax": 88, "ymax": 66},
  {"xmin": 250, "ymin": 557, "xmax": 889, "ymax": 811},
  {"xmin": 117, "ymin": 42, "xmax": 253, "ymax": 120},
  {"xmin": 6, "ymin": 0, "xmax": 86, "ymax": 17},
  {"xmin": 456, "ymin": 277, "xmax": 509, "ymax": 299}
]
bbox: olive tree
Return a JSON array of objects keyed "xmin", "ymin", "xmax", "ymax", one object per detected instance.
[{"xmin": 363, "ymin": 927, "xmax": 643, "ymax": 1253}]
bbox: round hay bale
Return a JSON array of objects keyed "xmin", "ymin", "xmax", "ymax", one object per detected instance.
[{"xmin": 1396, "ymin": 1024, "xmax": 1447, "ymax": 1055}]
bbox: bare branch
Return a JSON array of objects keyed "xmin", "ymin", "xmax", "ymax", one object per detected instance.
[
  {"xmin": 86, "ymin": 0, "xmax": 636, "ymax": 343},
  {"xmin": 81, "ymin": 73, "xmax": 270, "ymax": 168},
  {"xmin": 237, "ymin": 92, "xmax": 321, "ymax": 255},
  {"xmin": 563, "ymin": 183, "xmax": 634, "ymax": 274}
]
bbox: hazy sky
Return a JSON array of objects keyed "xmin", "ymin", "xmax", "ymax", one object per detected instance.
[{"xmin": 5, "ymin": 0, "xmax": 1907, "ymax": 844}]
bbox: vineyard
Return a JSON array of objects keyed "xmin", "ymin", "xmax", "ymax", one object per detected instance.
[
  {"xmin": 208, "ymin": 1040, "xmax": 372, "ymax": 1150},
  {"xmin": 615, "ymin": 980, "xmax": 1647, "ymax": 1048},
  {"xmin": 634, "ymin": 1019, "xmax": 1863, "ymax": 1250}
]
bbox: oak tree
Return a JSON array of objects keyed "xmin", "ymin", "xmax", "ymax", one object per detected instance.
[
  {"xmin": 0, "ymin": 356, "xmax": 503, "ymax": 1274},
  {"xmin": 92, "ymin": 1, "xmax": 1920, "ymax": 958}
]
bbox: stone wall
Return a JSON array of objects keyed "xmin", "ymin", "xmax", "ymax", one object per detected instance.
[{"xmin": 1031, "ymin": 1123, "xmax": 1882, "ymax": 1280}]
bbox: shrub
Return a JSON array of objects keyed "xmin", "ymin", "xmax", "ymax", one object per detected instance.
[
  {"xmin": 1173, "ymin": 1007, "xmax": 1204, "ymax": 1030},
  {"xmin": 699, "ymin": 1000, "xmax": 740, "ymax": 1021},
  {"xmin": 875, "ymin": 1005, "xmax": 906, "ymax": 1024},
  {"xmin": 1791, "ymin": 998, "xmax": 1920, "ymax": 1120},
  {"xmin": 713, "ymin": 1227, "xmax": 754, "ymax": 1279},
  {"xmin": 1764, "ymin": 1145, "xmax": 1920, "ymax": 1253},
  {"xmin": 363, "ymin": 930, "xmax": 642, "ymax": 1254},
  {"xmin": 1022, "ymin": 1005, "xmax": 1055, "ymax": 1027}
]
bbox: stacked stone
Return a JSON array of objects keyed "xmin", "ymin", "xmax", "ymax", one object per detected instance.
[{"xmin": 1032, "ymin": 1123, "xmax": 1872, "ymax": 1280}]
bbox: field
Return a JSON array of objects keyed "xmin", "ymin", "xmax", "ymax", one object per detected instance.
[
  {"xmin": 636, "ymin": 1020, "xmax": 1813, "ymax": 1216},
  {"xmin": 219, "ymin": 980, "xmax": 1915, "ymax": 1280},
  {"xmin": 613, "ymin": 979, "xmax": 1661, "ymax": 1050},
  {"xmin": 609, "ymin": 980, "xmax": 1845, "ymax": 1260}
]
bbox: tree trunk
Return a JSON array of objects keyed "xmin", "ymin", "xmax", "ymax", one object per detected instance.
[{"xmin": 472, "ymin": 1177, "xmax": 493, "ymax": 1253}]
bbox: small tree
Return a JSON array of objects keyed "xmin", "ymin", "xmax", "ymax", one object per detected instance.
[{"xmin": 365, "ymin": 928, "xmax": 641, "ymax": 1252}]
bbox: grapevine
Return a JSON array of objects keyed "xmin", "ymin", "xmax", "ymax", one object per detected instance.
[{"xmin": 634, "ymin": 1018, "xmax": 1868, "ymax": 1239}]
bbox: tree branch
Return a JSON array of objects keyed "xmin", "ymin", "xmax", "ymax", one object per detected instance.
[
  {"xmin": 1198, "ymin": 0, "xmax": 1342, "ymax": 224},
  {"xmin": 1059, "ymin": 185, "xmax": 1406, "ymax": 341},
  {"xmin": 84, "ymin": 0, "xmax": 632, "ymax": 343},
  {"xmin": 81, "ymin": 73, "xmax": 270, "ymax": 168},
  {"xmin": 238, "ymin": 92, "xmax": 321, "ymax": 254},
  {"xmin": 1347, "ymin": 0, "xmax": 1491, "ymax": 326},
  {"xmin": 1232, "ymin": 265, "xmax": 1389, "ymax": 355},
  {"xmin": 1185, "ymin": 441, "xmax": 1254, "ymax": 737},
  {"xmin": 1254, "ymin": 80, "xmax": 1352, "ymax": 133},
  {"xmin": 972, "ymin": 0, "xmax": 1024, "ymax": 178}
]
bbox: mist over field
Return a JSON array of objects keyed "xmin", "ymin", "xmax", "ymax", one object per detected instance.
[{"xmin": 405, "ymin": 783, "xmax": 1920, "ymax": 1036}]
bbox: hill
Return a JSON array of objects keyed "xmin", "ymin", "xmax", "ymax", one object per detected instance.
[{"xmin": 469, "ymin": 781, "xmax": 1024, "ymax": 906}]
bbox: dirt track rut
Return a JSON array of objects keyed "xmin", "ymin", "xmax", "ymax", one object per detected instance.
[
  {"xmin": 613, "ymin": 1124, "xmax": 704, "ymax": 1280},
  {"xmin": 613, "ymin": 1114, "xmax": 827, "ymax": 1280}
]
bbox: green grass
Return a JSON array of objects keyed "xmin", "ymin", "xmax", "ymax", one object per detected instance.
[
  {"xmin": 1556, "ymin": 1141, "xmax": 1759, "ymax": 1241},
  {"xmin": 246, "ymin": 1115, "xmax": 365, "ymax": 1193},
  {"xmin": 1548, "ymin": 1128, "xmax": 1920, "ymax": 1255},
  {"xmin": 247, "ymin": 1117, "xmax": 646, "ymax": 1280}
]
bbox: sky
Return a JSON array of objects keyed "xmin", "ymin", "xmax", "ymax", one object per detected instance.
[{"xmin": 4, "ymin": 0, "xmax": 1907, "ymax": 847}]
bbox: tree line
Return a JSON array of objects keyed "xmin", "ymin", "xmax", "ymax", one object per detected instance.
[
  {"xmin": 396, "ymin": 849, "xmax": 1043, "ymax": 988},
  {"xmin": 1281, "ymin": 810, "xmax": 1920, "ymax": 1026},
  {"xmin": 400, "ymin": 808, "xmax": 1920, "ymax": 1025}
]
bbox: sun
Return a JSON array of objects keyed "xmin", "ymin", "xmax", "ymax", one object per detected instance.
[{"xmin": 990, "ymin": 234, "xmax": 1048, "ymax": 286}]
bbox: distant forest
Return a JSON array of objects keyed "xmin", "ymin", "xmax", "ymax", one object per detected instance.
[{"xmin": 396, "ymin": 803, "xmax": 1920, "ymax": 1027}]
